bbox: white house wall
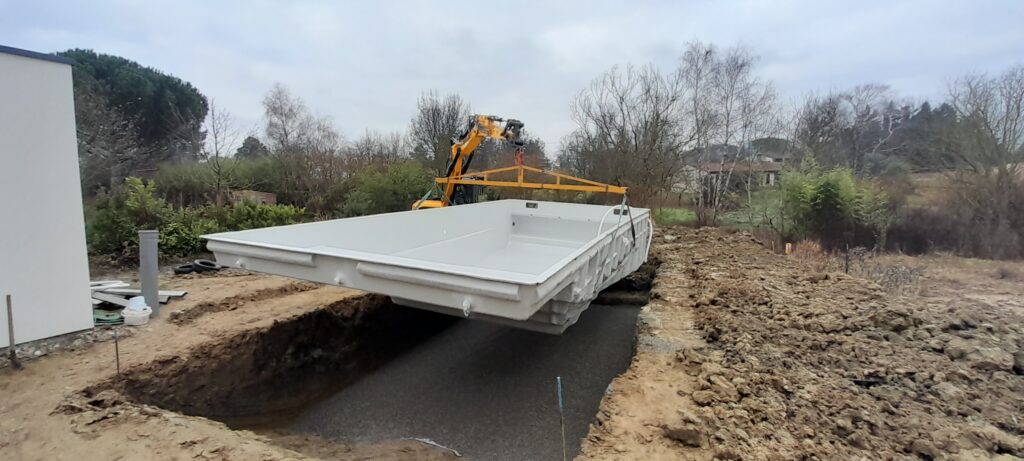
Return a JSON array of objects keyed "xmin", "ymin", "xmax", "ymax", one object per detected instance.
[{"xmin": 0, "ymin": 50, "xmax": 93, "ymax": 346}]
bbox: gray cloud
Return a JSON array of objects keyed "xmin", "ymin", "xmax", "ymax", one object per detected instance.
[{"xmin": 3, "ymin": 0, "xmax": 1022, "ymax": 151}]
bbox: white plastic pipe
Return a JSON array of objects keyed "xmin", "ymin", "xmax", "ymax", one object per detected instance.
[{"xmin": 139, "ymin": 230, "xmax": 160, "ymax": 317}]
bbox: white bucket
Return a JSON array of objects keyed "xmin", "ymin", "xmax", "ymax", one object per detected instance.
[
  {"xmin": 126, "ymin": 296, "xmax": 148, "ymax": 311},
  {"xmin": 121, "ymin": 305, "xmax": 151, "ymax": 325}
]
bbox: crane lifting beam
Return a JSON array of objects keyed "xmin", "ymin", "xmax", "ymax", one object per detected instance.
[{"xmin": 436, "ymin": 164, "xmax": 628, "ymax": 195}]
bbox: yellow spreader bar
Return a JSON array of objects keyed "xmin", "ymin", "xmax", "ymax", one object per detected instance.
[{"xmin": 435, "ymin": 165, "xmax": 627, "ymax": 195}]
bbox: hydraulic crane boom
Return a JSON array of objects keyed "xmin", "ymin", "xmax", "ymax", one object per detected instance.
[
  {"xmin": 413, "ymin": 115, "xmax": 523, "ymax": 209},
  {"xmin": 412, "ymin": 114, "xmax": 627, "ymax": 209}
]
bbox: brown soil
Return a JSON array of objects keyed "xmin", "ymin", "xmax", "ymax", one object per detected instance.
[
  {"xmin": 578, "ymin": 227, "xmax": 1024, "ymax": 460},
  {"xmin": 167, "ymin": 280, "xmax": 321, "ymax": 325},
  {"xmin": 0, "ymin": 272, "xmax": 458, "ymax": 460},
  {"xmin": 6, "ymin": 231, "xmax": 1024, "ymax": 460},
  {"xmin": 86, "ymin": 294, "xmax": 455, "ymax": 426}
]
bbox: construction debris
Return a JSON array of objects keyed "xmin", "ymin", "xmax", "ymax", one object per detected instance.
[
  {"xmin": 173, "ymin": 259, "xmax": 225, "ymax": 275},
  {"xmin": 89, "ymin": 281, "xmax": 188, "ymax": 327},
  {"xmin": 89, "ymin": 282, "xmax": 187, "ymax": 307}
]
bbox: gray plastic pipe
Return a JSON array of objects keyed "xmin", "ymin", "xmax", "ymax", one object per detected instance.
[{"xmin": 139, "ymin": 230, "xmax": 160, "ymax": 316}]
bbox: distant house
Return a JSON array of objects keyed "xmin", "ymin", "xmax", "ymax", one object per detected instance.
[
  {"xmin": 701, "ymin": 160, "xmax": 784, "ymax": 186},
  {"xmin": 748, "ymin": 137, "xmax": 794, "ymax": 164},
  {"xmin": 230, "ymin": 190, "xmax": 277, "ymax": 205},
  {"xmin": 673, "ymin": 138, "xmax": 794, "ymax": 192}
]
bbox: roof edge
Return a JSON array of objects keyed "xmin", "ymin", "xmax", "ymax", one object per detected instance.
[{"xmin": 0, "ymin": 45, "xmax": 75, "ymax": 66}]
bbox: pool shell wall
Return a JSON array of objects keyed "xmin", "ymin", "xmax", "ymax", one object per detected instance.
[{"xmin": 205, "ymin": 200, "xmax": 653, "ymax": 334}]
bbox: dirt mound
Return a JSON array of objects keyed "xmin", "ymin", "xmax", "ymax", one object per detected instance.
[
  {"xmin": 580, "ymin": 228, "xmax": 1024, "ymax": 460},
  {"xmin": 168, "ymin": 280, "xmax": 320, "ymax": 325}
]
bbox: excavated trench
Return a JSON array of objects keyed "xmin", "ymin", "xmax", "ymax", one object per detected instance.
[
  {"xmin": 81, "ymin": 260, "xmax": 659, "ymax": 459},
  {"xmin": 86, "ymin": 294, "xmax": 459, "ymax": 427}
]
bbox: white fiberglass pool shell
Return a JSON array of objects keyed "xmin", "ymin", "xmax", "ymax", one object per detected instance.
[{"xmin": 204, "ymin": 200, "xmax": 652, "ymax": 333}]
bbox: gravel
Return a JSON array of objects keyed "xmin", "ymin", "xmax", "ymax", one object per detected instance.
[{"xmin": 288, "ymin": 304, "xmax": 640, "ymax": 461}]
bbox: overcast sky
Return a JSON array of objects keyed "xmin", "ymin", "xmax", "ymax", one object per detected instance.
[{"xmin": 3, "ymin": 0, "xmax": 1023, "ymax": 151}]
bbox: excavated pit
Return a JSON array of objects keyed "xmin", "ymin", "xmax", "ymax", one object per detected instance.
[
  {"xmin": 77, "ymin": 261, "xmax": 659, "ymax": 460},
  {"xmin": 84, "ymin": 294, "xmax": 458, "ymax": 427}
]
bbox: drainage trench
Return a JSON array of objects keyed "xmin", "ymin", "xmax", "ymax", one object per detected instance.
[{"xmin": 87, "ymin": 261, "xmax": 657, "ymax": 460}]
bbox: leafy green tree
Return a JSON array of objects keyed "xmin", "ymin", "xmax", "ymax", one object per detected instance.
[
  {"xmin": 61, "ymin": 49, "xmax": 209, "ymax": 194},
  {"xmin": 236, "ymin": 136, "xmax": 270, "ymax": 159},
  {"xmin": 60, "ymin": 49, "xmax": 208, "ymax": 154}
]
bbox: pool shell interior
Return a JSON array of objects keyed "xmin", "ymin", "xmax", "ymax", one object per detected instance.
[{"xmin": 206, "ymin": 200, "xmax": 644, "ymax": 278}]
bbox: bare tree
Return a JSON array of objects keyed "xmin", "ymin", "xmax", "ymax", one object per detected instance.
[
  {"xmin": 560, "ymin": 64, "xmax": 687, "ymax": 205},
  {"xmin": 408, "ymin": 91, "xmax": 471, "ymax": 175},
  {"xmin": 667, "ymin": 42, "xmax": 782, "ymax": 225},
  {"xmin": 74, "ymin": 88, "xmax": 152, "ymax": 194},
  {"xmin": 259, "ymin": 83, "xmax": 346, "ymax": 212},
  {"xmin": 947, "ymin": 66, "xmax": 1024, "ymax": 170},
  {"xmin": 347, "ymin": 130, "xmax": 407, "ymax": 171},
  {"xmin": 559, "ymin": 41, "xmax": 780, "ymax": 214},
  {"xmin": 696, "ymin": 45, "xmax": 780, "ymax": 225},
  {"xmin": 794, "ymin": 84, "xmax": 915, "ymax": 174},
  {"xmin": 200, "ymin": 101, "xmax": 243, "ymax": 205},
  {"xmin": 920, "ymin": 65, "xmax": 1024, "ymax": 259},
  {"xmin": 263, "ymin": 83, "xmax": 309, "ymax": 155}
]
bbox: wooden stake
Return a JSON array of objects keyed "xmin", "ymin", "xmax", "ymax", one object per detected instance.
[{"xmin": 6, "ymin": 295, "xmax": 21, "ymax": 370}]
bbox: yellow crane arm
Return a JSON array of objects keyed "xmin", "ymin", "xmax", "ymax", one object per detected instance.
[
  {"xmin": 411, "ymin": 114, "xmax": 626, "ymax": 209},
  {"xmin": 414, "ymin": 114, "xmax": 523, "ymax": 209}
]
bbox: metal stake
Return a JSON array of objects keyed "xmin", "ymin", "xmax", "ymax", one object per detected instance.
[
  {"xmin": 557, "ymin": 376, "xmax": 566, "ymax": 461},
  {"xmin": 6, "ymin": 294, "xmax": 21, "ymax": 369}
]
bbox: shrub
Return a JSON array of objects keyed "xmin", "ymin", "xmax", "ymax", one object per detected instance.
[
  {"xmin": 219, "ymin": 201, "xmax": 305, "ymax": 230},
  {"xmin": 886, "ymin": 171, "xmax": 1024, "ymax": 259},
  {"xmin": 885, "ymin": 207, "xmax": 962, "ymax": 255},
  {"xmin": 790, "ymin": 239, "xmax": 825, "ymax": 260},
  {"xmin": 780, "ymin": 158, "xmax": 891, "ymax": 250},
  {"xmin": 159, "ymin": 207, "xmax": 221, "ymax": 257},
  {"xmin": 154, "ymin": 162, "xmax": 218, "ymax": 207},
  {"xmin": 341, "ymin": 162, "xmax": 433, "ymax": 216},
  {"xmin": 86, "ymin": 178, "xmax": 170, "ymax": 257},
  {"xmin": 86, "ymin": 177, "xmax": 310, "ymax": 261}
]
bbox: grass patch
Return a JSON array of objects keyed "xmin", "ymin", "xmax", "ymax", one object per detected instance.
[
  {"xmin": 721, "ymin": 189, "xmax": 784, "ymax": 229},
  {"xmin": 653, "ymin": 207, "xmax": 696, "ymax": 226}
]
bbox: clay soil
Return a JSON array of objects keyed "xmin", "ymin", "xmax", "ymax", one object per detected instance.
[{"xmin": 578, "ymin": 227, "xmax": 1024, "ymax": 460}]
